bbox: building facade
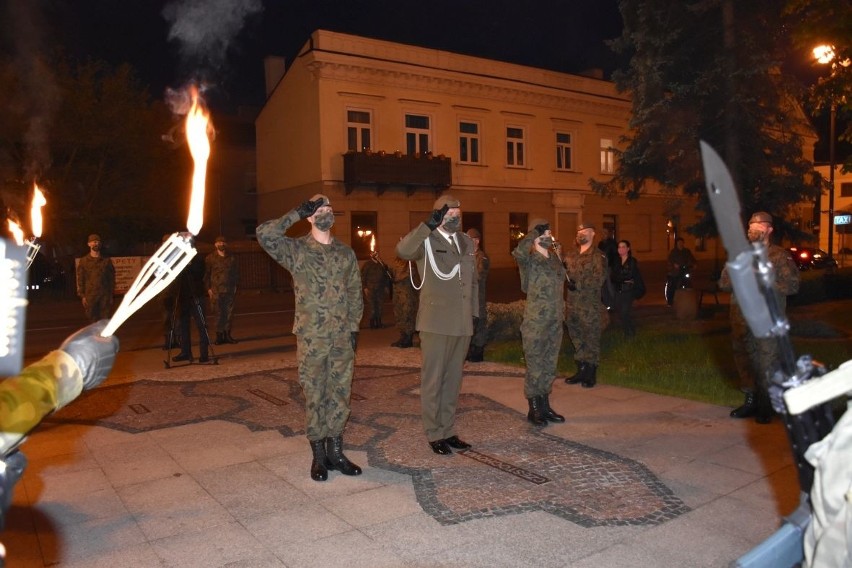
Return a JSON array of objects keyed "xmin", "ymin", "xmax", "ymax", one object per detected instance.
[{"xmin": 256, "ymin": 30, "xmax": 733, "ymax": 268}]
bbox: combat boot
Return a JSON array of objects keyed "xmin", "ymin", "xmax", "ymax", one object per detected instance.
[
  {"xmin": 399, "ymin": 333, "xmax": 414, "ymax": 348},
  {"xmin": 581, "ymin": 365, "xmax": 597, "ymax": 388},
  {"xmin": 565, "ymin": 361, "xmax": 588, "ymax": 385},
  {"xmin": 542, "ymin": 394, "xmax": 565, "ymax": 423},
  {"xmin": 730, "ymin": 391, "xmax": 756, "ymax": 418},
  {"xmin": 527, "ymin": 396, "xmax": 547, "ymax": 426},
  {"xmin": 225, "ymin": 331, "xmax": 238, "ymax": 344},
  {"xmin": 215, "ymin": 332, "xmax": 225, "ymax": 345},
  {"xmin": 309, "ymin": 439, "xmax": 328, "ymax": 481},
  {"xmin": 325, "ymin": 435, "xmax": 362, "ymax": 476},
  {"xmin": 467, "ymin": 345, "xmax": 484, "ymax": 363},
  {"xmin": 391, "ymin": 332, "xmax": 409, "ymax": 348}
]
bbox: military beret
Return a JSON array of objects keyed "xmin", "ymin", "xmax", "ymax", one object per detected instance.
[
  {"xmin": 528, "ymin": 218, "xmax": 549, "ymax": 232},
  {"xmin": 309, "ymin": 193, "xmax": 331, "ymax": 207},
  {"xmin": 433, "ymin": 194, "xmax": 461, "ymax": 210},
  {"xmin": 576, "ymin": 223, "xmax": 596, "ymax": 232},
  {"xmin": 87, "ymin": 234, "xmax": 101, "ymax": 242},
  {"xmin": 466, "ymin": 228, "xmax": 481, "ymax": 239},
  {"xmin": 748, "ymin": 211, "xmax": 773, "ymax": 224}
]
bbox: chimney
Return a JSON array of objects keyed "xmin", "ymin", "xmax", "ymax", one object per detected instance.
[{"xmin": 264, "ymin": 56, "xmax": 286, "ymax": 97}]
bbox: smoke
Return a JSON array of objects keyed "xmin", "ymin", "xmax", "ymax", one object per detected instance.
[
  {"xmin": 4, "ymin": 0, "xmax": 61, "ymax": 182},
  {"xmin": 162, "ymin": 0, "xmax": 263, "ymax": 82}
]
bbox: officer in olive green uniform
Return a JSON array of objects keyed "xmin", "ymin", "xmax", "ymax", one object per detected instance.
[
  {"xmin": 390, "ymin": 255, "xmax": 418, "ymax": 348},
  {"xmin": 719, "ymin": 211, "xmax": 799, "ymax": 424},
  {"xmin": 1, "ymin": 321, "xmax": 119, "ymax": 541},
  {"xmin": 361, "ymin": 250, "xmax": 391, "ymax": 328},
  {"xmin": 397, "ymin": 194, "xmax": 478, "ymax": 456},
  {"xmin": 256, "ymin": 194, "xmax": 364, "ymax": 482},
  {"xmin": 76, "ymin": 234, "xmax": 115, "ymax": 322},
  {"xmin": 564, "ymin": 223, "xmax": 607, "ymax": 388},
  {"xmin": 465, "ymin": 228, "xmax": 490, "ymax": 363},
  {"xmin": 512, "ymin": 218, "xmax": 566, "ymax": 425},
  {"xmin": 204, "ymin": 236, "xmax": 240, "ymax": 345}
]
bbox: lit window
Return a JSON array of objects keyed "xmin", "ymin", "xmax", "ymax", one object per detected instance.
[
  {"xmin": 600, "ymin": 138, "xmax": 615, "ymax": 174},
  {"xmin": 556, "ymin": 132, "xmax": 572, "ymax": 170},
  {"xmin": 351, "ymin": 211, "xmax": 378, "ymax": 260}
]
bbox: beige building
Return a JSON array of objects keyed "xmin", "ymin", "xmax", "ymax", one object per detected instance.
[
  {"xmin": 256, "ymin": 30, "xmax": 739, "ymax": 268},
  {"xmin": 815, "ymin": 165, "xmax": 852, "ymax": 262}
]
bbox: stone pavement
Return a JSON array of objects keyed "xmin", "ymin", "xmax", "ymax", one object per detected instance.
[{"xmin": 4, "ymin": 325, "xmax": 799, "ymax": 567}]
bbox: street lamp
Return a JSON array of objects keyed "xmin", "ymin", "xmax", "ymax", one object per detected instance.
[{"xmin": 813, "ymin": 45, "xmax": 847, "ymax": 259}]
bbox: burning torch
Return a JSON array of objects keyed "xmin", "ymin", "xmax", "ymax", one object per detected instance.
[{"xmin": 100, "ymin": 87, "xmax": 212, "ymax": 338}]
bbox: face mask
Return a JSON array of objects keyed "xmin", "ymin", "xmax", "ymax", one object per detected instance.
[
  {"xmin": 442, "ymin": 215, "xmax": 461, "ymax": 233},
  {"xmin": 314, "ymin": 212, "xmax": 335, "ymax": 231},
  {"xmin": 539, "ymin": 237, "xmax": 554, "ymax": 248},
  {"xmin": 576, "ymin": 235, "xmax": 589, "ymax": 246}
]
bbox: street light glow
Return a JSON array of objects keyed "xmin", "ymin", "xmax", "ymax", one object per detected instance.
[{"xmin": 813, "ymin": 45, "xmax": 835, "ymax": 65}]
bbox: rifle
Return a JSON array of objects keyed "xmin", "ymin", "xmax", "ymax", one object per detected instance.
[{"xmin": 700, "ymin": 142, "xmax": 847, "ymax": 567}]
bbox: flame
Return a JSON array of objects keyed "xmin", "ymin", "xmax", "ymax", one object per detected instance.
[
  {"xmin": 185, "ymin": 87, "xmax": 212, "ymax": 236},
  {"xmin": 370, "ymin": 234, "xmax": 376, "ymax": 252},
  {"xmin": 31, "ymin": 184, "xmax": 47, "ymax": 238},
  {"xmin": 7, "ymin": 220, "xmax": 24, "ymax": 245}
]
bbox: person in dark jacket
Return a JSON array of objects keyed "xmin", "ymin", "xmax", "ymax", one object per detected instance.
[{"xmin": 610, "ymin": 240, "xmax": 644, "ymax": 338}]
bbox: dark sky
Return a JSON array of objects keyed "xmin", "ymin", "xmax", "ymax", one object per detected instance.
[{"xmin": 6, "ymin": 0, "xmax": 625, "ymax": 111}]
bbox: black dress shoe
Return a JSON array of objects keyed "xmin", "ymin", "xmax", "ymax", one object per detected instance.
[
  {"xmin": 429, "ymin": 440, "xmax": 452, "ymax": 455},
  {"xmin": 172, "ymin": 353, "xmax": 192, "ymax": 362},
  {"xmin": 443, "ymin": 436, "xmax": 471, "ymax": 450}
]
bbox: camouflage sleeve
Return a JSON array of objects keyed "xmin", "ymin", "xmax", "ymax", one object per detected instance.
[
  {"xmin": 396, "ymin": 224, "xmax": 431, "ymax": 261},
  {"xmin": 76, "ymin": 258, "xmax": 85, "ymax": 297},
  {"xmin": 593, "ymin": 253, "xmax": 607, "ymax": 287},
  {"xmin": 774, "ymin": 249, "xmax": 800, "ymax": 296},
  {"xmin": 256, "ymin": 210, "xmax": 301, "ymax": 271},
  {"xmin": 346, "ymin": 251, "xmax": 364, "ymax": 331},
  {"xmin": 511, "ymin": 231, "xmax": 537, "ymax": 266},
  {"xmin": 203, "ymin": 254, "xmax": 213, "ymax": 289},
  {"xmin": 1, "ymin": 351, "xmax": 83, "ymax": 455}
]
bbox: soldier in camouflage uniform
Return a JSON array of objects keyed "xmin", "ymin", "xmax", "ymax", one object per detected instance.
[
  {"xmin": 204, "ymin": 236, "xmax": 240, "ymax": 345},
  {"xmin": 361, "ymin": 250, "xmax": 391, "ymax": 328},
  {"xmin": 1, "ymin": 321, "xmax": 118, "ymax": 542},
  {"xmin": 564, "ymin": 223, "xmax": 607, "ymax": 388},
  {"xmin": 719, "ymin": 211, "xmax": 799, "ymax": 424},
  {"xmin": 512, "ymin": 219, "xmax": 566, "ymax": 425},
  {"xmin": 76, "ymin": 234, "xmax": 115, "ymax": 322},
  {"xmin": 256, "ymin": 194, "xmax": 364, "ymax": 482},
  {"xmin": 465, "ymin": 228, "xmax": 490, "ymax": 363},
  {"xmin": 390, "ymin": 254, "xmax": 418, "ymax": 348}
]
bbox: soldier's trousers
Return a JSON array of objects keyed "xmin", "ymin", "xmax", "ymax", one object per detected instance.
[
  {"xmin": 211, "ymin": 292, "xmax": 235, "ymax": 333},
  {"xmin": 471, "ymin": 303, "xmax": 488, "ymax": 348},
  {"xmin": 419, "ymin": 331, "xmax": 469, "ymax": 442},
  {"xmin": 367, "ymin": 289, "xmax": 385, "ymax": 322},
  {"xmin": 731, "ymin": 311, "xmax": 779, "ymax": 393},
  {"xmin": 392, "ymin": 285, "xmax": 416, "ymax": 335},
  {"xmin": 84, "ymin": 294, "xmax": 113, "ymax": 323},
  {"xmin": 521, "ymin": 320, "xmax": 562, "ymax": 398},
  {"xmin": 565, "ymin": 299, "xmax": 603, "ymax": 365},
  {"xmin": 296, "ymin": 333, "xmax": 355, "ymax": 441}
]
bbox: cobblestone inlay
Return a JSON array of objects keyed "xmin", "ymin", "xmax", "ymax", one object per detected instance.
[{"xmin": 49, "ymin": 365, "xmax": 689, "ymax": 527}]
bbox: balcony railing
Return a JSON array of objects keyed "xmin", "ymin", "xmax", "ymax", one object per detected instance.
[{"xmin": 343, "ymin": 151, "xmax": 452, "ymax": 195}]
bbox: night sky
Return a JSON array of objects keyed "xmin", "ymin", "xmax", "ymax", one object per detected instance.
[{"xmin": 2, "ymin": 0, "xmax": 624, "ymax": 111}]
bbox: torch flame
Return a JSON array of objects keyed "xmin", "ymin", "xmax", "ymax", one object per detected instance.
[
  {"xmin": 7, "ymin": 220, "xmax": 24, "ymax": 246},
  {"xmin": 31, "ymin": 184, "xmax": 47, "ymax": 238},
  {"xmin": 185, "ymin": 87, "xmax": 211, "ymax": 236},
  {"xmin": 370, "ymin": 234, "xmax": 376, "ymax": 252}
]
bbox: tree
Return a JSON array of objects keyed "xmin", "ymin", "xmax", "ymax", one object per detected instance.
[
  {"xmin": 593, "ymin": 0, "xmax": 821, "ymax": 239},
  {"xmin": 0, "ymin": 52, "xmax": 187, "ymax": 254}
]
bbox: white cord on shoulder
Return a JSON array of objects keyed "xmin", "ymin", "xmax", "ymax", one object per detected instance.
[{"xmin": 409, "ymin": 237, "xmax": 459, "ymax": 290}]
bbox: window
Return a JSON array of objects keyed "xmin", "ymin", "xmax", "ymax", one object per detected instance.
[
  {"xmin": 601, "ymin": 214, "xmax": 616, "ymax": 240},
  {"xmin": 347, "ymin": 110, "xmax": 372, "ymax": 152},
  {"xmin": 507, "ymin": 127, "xmax": 525, "ymax": 167},
  {"xmin": 600, "ymin": 138, "xmax": 616, "ymax": 174},
  {"xmin": 405, "ymin": 114, "xmax": 430, "ymax": 155},
  {"xmin": 556, "ymin": 132, "xmax": 573, "ymax": 170},
  {"xmin": 464, "ymin": 212, "xmax": 484, "ymax": 244},
  {"xmin": 459, "ymin": 121, "xmax": 480, "ymax": 164},
  {"xmin": 841, "ymin": 182, "xmax": 852, "ymax": 197},
  {"xmin": 509, "ymin": 212, "xmax": 528, "ymax": 253},
  {"xmin": 351, "ymin": 211, "xmax": 378, "ymax": 260}
]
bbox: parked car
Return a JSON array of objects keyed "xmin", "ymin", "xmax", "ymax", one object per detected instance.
[{"xmin": 787, "ymin": 246, "xmax": 838, "ymax": 271}]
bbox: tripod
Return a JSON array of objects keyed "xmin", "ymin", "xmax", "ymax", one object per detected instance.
[{"xmin": 164, "ymin": 264, "xmax": 218, "ymax": 368}]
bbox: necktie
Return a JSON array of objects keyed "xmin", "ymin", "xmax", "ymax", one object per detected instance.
[{"xmin": 450, "ymin": 235, "xmax": 460, "ymax": 254}]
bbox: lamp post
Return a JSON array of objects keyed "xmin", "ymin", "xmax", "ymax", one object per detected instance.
[{"xmin": 814, "ymin": 45, "xmax": 840, "ymax": 258}]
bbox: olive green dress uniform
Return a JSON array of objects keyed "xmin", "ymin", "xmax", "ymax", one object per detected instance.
[
  {"xmin": 76, "ymin": 255, "xmax": 115, "ymax": 322},
  {"xmin": 256, "ymin": 209, "xmax": 363, "ymax": 441},
  {"xmin": 512, "ymin": 229, "xmax": 565, "ymax": 399},
  {"xmin": 564, "ymin": 246, "xmax": 607, "ymax": 366},
  {"xmin": 390, "ymin": 257, "xmax": 418, "ymax": 340},
  {"xmin": 204, "ymin": 249, "xmax": 239, "ymax": 337},
  {"xmin": 396, "ymin": 223, "xmax": 478, "ymax": 444},
  {"xmin": 719, "ymin": 243, "xmax": 799, "ymax": 394}
]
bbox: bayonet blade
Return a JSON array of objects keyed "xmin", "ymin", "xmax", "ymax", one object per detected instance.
[{"xmin": 699, "ymin": 141, "xmax": 751, "ymax": 259}]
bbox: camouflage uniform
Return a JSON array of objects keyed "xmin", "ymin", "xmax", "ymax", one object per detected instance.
[
  {"xmin": 564, "ymin": 246, "xmax": 607, "ymax": 366},
  {"xmin": 76, "ymin": 255, "xmax": 115, "ymax": 322},
  {"xmin": 361, "ymin": 256, "xmax": 390, "ymax": 328},
  {"xmin": 256, "ymin": 209, "xmax": 363, "ymax": 441},
  {"xmin": 470, "ymin": 246, "xmax": 490, "ymax": 351},
  {"xmin": 512, "ymin": 230, "xmax": 565, "ymax": 399},
  {"xmin": 204, "ymin": 246, "xmax": 239, "ymax": 339},
  {"xmin": 719, "ymin": 244, "xmax": 799, "ymax": 396},
  {"xmin": 390, "ymin": 257, "xmax": 418, "ymax": 344}
]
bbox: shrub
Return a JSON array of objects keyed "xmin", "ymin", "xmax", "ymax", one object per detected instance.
[{"xmin": 486, "ymin": 300, "xmax": 525, "ymax": 342}]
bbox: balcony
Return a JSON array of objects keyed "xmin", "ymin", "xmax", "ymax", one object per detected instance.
[{"xmin": 343, "ymin": 151, "xmax": 452, "ymax": 195}]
